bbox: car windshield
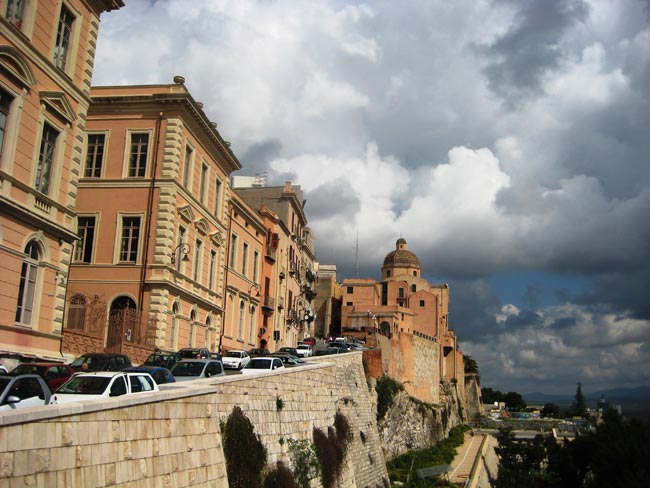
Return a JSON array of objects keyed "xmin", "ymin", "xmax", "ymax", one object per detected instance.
[
  {"xmin": 12, "ymin": 365, "xmax": 47, "ymax": 375},
  {"xmin": 178, "ymin": 350, "xmax": 201, "ymax": 359},
  {"xmin": 171, "ymin": 362, "xmax": 205, "ymax": 376},
  {"xmin": 57, "ymin": 376, "xmax": 111, "ymax": 394},
  {"xmin": 248, "ymin": 360, "xmax": 271, "ymax": 369},
  {"xmin": 225, "ymin": 352, "xmax": 241, "ymax": 358},
  {"xmin": 70, "ymin": 356, "xmax": 108, "ymax": 369}
]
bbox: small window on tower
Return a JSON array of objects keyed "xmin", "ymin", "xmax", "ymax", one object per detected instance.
[
  {"xmin": 420, "ymin": 300, "xmax": 425, "ymax": 307},
  {"xmin": 347, "ymin": 286, "xmax": 353, "ymax": 294}
]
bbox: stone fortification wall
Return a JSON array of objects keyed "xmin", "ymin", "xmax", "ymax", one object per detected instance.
[
  {"xmin": 378, "ymin": 383, "xmax": 464, "ymax": 461},
  {"xmin": 0, "ymin": 353, "xmax": 388, "ymax": 487},
  {"xmin": 464, "ymin": 375, "xmax": 482, "ymax": 421}
]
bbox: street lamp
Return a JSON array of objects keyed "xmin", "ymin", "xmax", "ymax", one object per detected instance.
[
  {"xmin": 170, "ymin": 243, "xmax": 191, "ymax": 265},
  {"xmin": 248, "ymin": 283, "xmax": 261, "ymax": 298}
]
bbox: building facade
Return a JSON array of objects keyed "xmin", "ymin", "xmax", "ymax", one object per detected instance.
[
  {"xmin": 0, "ymin": 0, "xmax": 123, "ymax": 365},
  {"xmin": 340, "ymin": 238, "xmax": 465, "ymax": 403},
  {"xmin": 64, "ymin": 78, "xmax": 241, "ymax": 362},
  {"xmin": 233, "ymin": 181, "xmax": 316, "ymax": 351}
]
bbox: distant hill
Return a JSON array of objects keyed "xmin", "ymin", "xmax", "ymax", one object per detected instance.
[{"xmin": 524, "ymin": 386, "xmax": 650, "ymax": 419}]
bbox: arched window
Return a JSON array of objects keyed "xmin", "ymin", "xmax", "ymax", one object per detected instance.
[
  {"xmin": 67, "ymin": 294, "xmax": 87, "ymax": 330},
  {"xmin": 170, "ymin": 302, "xmax": 179, "ymax": 350},
  {"xmin": 15, "ymin": 241, "xmax": 40, "ymax": 325},
  {"xmin": 238, "ymin": 300, "xmax": 245, "ymax": 339},
  {"xmin": 189, "ymin": 309, "xmax": 197, "ymax": 347}
]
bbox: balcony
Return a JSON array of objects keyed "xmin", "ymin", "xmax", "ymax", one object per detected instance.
[{"xmin": 262, "ymin": 295, "xmax": 275, "ymax": 313}]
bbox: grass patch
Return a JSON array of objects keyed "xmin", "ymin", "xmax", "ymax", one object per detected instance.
[{"xmin": 386, "ymin": 425, "xmax": 470, "ymax": 486}]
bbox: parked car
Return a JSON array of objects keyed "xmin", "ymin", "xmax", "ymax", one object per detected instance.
[
  {"xmin": 122, "ymin": 366, "xmax": 175, "ymax": 385},
  {"xmin": 143, "ymin": 352, "xmax": 181, "ymax": 369},
  {"xmin": 271, "ymin": 354, "xmax": 302, "ymax": 366},
  {"xmin": 248, "ymin": 347, "xmax": 270, "ymax": 357},
  {"xmin": 273, "ymin": 352, "xmax": 305, "ymax": 363},
  {"xmin": 301, "ymin": 337, "xmax": 316, "ymax": 347},
  {"xmin": 51, "ymin": 371, "xmax": 158, "ymax": 404},
  {"xmin": 222, "ymin": 350, "xmax": 251, "ymax": 370},
  {"xmin": 10, "ymin": 362, "xmax": 75, "ymax": 390},
  {"xmin": 69, "ymin": 353, "xmax": 132, "ymax": 372},
  {"xmin": 241, "ymin": 357, "xmax": 285, "ymax": 374},
  {"xmin": 169, "ymin": 359, "xmax": 225, "ymax": 381},
  {"xmin": 0, "ymin": 374, "xmax": 51, "ymax": 411},
  {"xmin": 328, "ymin": 342, "xmax": 351, "ymax": 352},
  {"xmin": 177, "ymin": 348, "xmax": 211, "ymax": 359},
  {"xmin": 296, "ymin": 344, "xmax": 313, "ymax": 358},
  {"xmin": 278, "ymin": 347, "xmax": 300, "ymax": 357}
]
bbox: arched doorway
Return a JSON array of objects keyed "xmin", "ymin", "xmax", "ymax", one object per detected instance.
[{"xmin": 106, "ymin": 296, "xmax": 137, "ymax": 351}]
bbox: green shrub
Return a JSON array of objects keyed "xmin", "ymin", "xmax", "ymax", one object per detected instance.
[
  {"xmin": 376, "ymin": 375, "xmax": 404, "ymax": 421},
  {"xmin": 312, "ymin": 413, "xmax": 355, "ymax": 488},
  {"xmin": 222, "ymin": 406, "xmax": 267, "ymax": 488},
  {"xmin": 287, "ymin": 438, "xmax": 320, "ymax": 488},
  {"xmin": 263, "ymin": 461, "xmax": 300, "ymax": 488},
  {"xmin": 386, "ymin": 425, "xmax": 470, "ymax": 485}
]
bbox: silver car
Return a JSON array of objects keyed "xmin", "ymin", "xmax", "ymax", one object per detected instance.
[{"xmin": 170, "ymin": 359, "xmax": 225, "ymax": 381}]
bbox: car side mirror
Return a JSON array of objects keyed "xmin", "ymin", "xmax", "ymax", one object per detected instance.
[
  {"xmin": 205, "ymin": 372, "xmax": 211, "ymax": 377},
  {"xmin": 6, "ymin": 395, "xmax": 20, "ymax": 404}
]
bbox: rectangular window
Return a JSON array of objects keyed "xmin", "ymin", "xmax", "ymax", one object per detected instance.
[
  {"xmin": 128, "ymin": 133, "xmax": 149, "ymax": 177},
  {"xmin": 35, "ymin": 123, "xmax": 58, "ymax": 195},
  {"xmin": 74, "ymin": 216, "xmax": 96, "ymax": 263},
  {"xmin": 252, "ymin": 251, "xmax": 259, "ymax": 282},
  {"xmin": 5, "ymin": 0, "xmax": 25, "ymax": 28},
  {"xmin": 347, "ymin": 286, "xmax": 353, "ymax": 294},
  {"xmin": 53, "ymin": 4, "xmax": 74, "ymax": 70},
  {"xmin": 84, "ymin": 134, "xmax": 105, "ymax": 178},
  {"xmin": 346, "ymin": 302, "xmax": 353, "ymax": 306},
  {"xmin": 200, "ymin": 162, "xmax": 208, "ymax": 203},
  {"xmin": 209, "ymin": 249, "xmax": 217, "ymax": 289},
  {"xmin": 398, "ymin": 288, "xmax": 404, "ymax": 298},
  {"xmin": 229, "ymin": 234, "xmax": 237, "ymax": 268},
  {"xmin": 214, "ymin": 178, "xmax": 222, "ymax": 217},
  {"xmin": 242, "ymin": 242, "xmax": 249, "ymax": 276},
  {"xmin": 420, "ymin": 299, "xmax": 425, "ymax": 307},
  {"xmin": 193, "ymin": 239, "xmax": 203, "ymax": 282},
  {"xmin": 183, "ymin": 145, "xmax": 192, "ymax": 187},
  {"xmin": 381, "ymin": 282, "xmax": 388, "ymax": 306},
  {"xmin": 119, "ymin": 216, "xmax": 141, "ymax": 263},
  {"xmin": 0, "ymin": 87, "xmax": 13, "ymax": 158}
]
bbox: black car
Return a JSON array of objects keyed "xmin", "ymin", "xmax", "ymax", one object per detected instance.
[
  {"xmin": 248, "ymin": 348, "xmax": 270, "ymax": 357},
  {"xmin": 144, "ymin": 352, "xmax": 181, "ymax": 369},
  {"xmin": 69, "ymin": 353, "xmax": 132, "ymax": 372},
  {"xmin": 277, "ymin": 347, "xmax": 299, "ymax": 357},
  {"xmin": 177, "ymin": 348, "xmax": 211, "ymax": 359},
  {"xmin": 123, "ymin": 366, "xmax": 175, "ymax": 385}
]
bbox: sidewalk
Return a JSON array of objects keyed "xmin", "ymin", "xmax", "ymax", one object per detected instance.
[{"xmin": 448, "ymin": 432, "xmax": 486, "ymax": 484}]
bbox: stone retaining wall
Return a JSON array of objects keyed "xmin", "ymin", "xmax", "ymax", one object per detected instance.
[{"xmin": 0, "ymin": 352, "xmax": 389, "ymax": 487}]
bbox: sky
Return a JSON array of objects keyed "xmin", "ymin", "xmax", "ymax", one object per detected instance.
[{"xmin": 94, "ymin": 0, "xmax": 650, "ymax": 396}]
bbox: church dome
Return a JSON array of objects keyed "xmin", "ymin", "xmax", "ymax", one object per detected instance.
[{"xmin": 383, "ymin": 238, "xmax": 420, "ymax": 269}]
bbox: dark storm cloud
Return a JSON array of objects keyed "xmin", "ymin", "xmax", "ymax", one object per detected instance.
[
  {"xmin": 304, "ymin": 179, "xmax": 361, "ymax": 220},
  {"xmin": 504, "ymin": 309, "xmax": 544, "ymax": 329},
  {"xmin": 482, "ymin": 0, "xmax": 589, "ymax": 102},
  {"xmin": 240, "ymin": 139, "xmax": 283, "ymax": 169},
  {"xmin": 447, "ymin": 280, "xmax": 502, "ymax": 341},
  {"xmin": 549, "ymin": 316, "xmax": 577, "ymax": 329}
]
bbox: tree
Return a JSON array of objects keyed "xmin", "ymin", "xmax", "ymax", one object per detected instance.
[
  {"xmin": 495, "ymin": 428, "xmax": 551, "ymax": 488},
  {"xmin": 541, "ymin": 402, "xmax": 561, "ymax": 418},
  {"xmin": 570, "ymin": 382, "xmax": 587, "ymax": 418},
  {"xmin": 464, "ymin": 354, "xmax": 479, "ymax": 374},
  {"xmin": 222, "ymin": 406, "xmax": 267, "ymax": 488},
  {"xmin": 504, "ymin": 391, "xmax": 526, "ymax": 411}
]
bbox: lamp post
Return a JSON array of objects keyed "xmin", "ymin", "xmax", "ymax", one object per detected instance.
[{"xmin": 170, "ymin": 243, "xmax": 191, "ymax": 265}]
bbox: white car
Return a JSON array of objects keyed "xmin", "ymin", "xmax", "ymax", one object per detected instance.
[
  {"xmin": 296, "ymin": 344, "xmax": 313, "ymax": 357},
  {"xmin": 241, "ymin": 357, "xmax": 285, "ymax": 374},
  {"xmin": 50, "ymin": 371, "xmax": 158, "ymax": 404},
  {"xmin": 221, "ymin": 350, "xmax": 251, "ymax": 370}
]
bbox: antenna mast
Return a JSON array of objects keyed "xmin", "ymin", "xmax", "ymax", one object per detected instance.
[{"xmin": 355, "ymin": 231, "xmax": 359, "ymax": 278}]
